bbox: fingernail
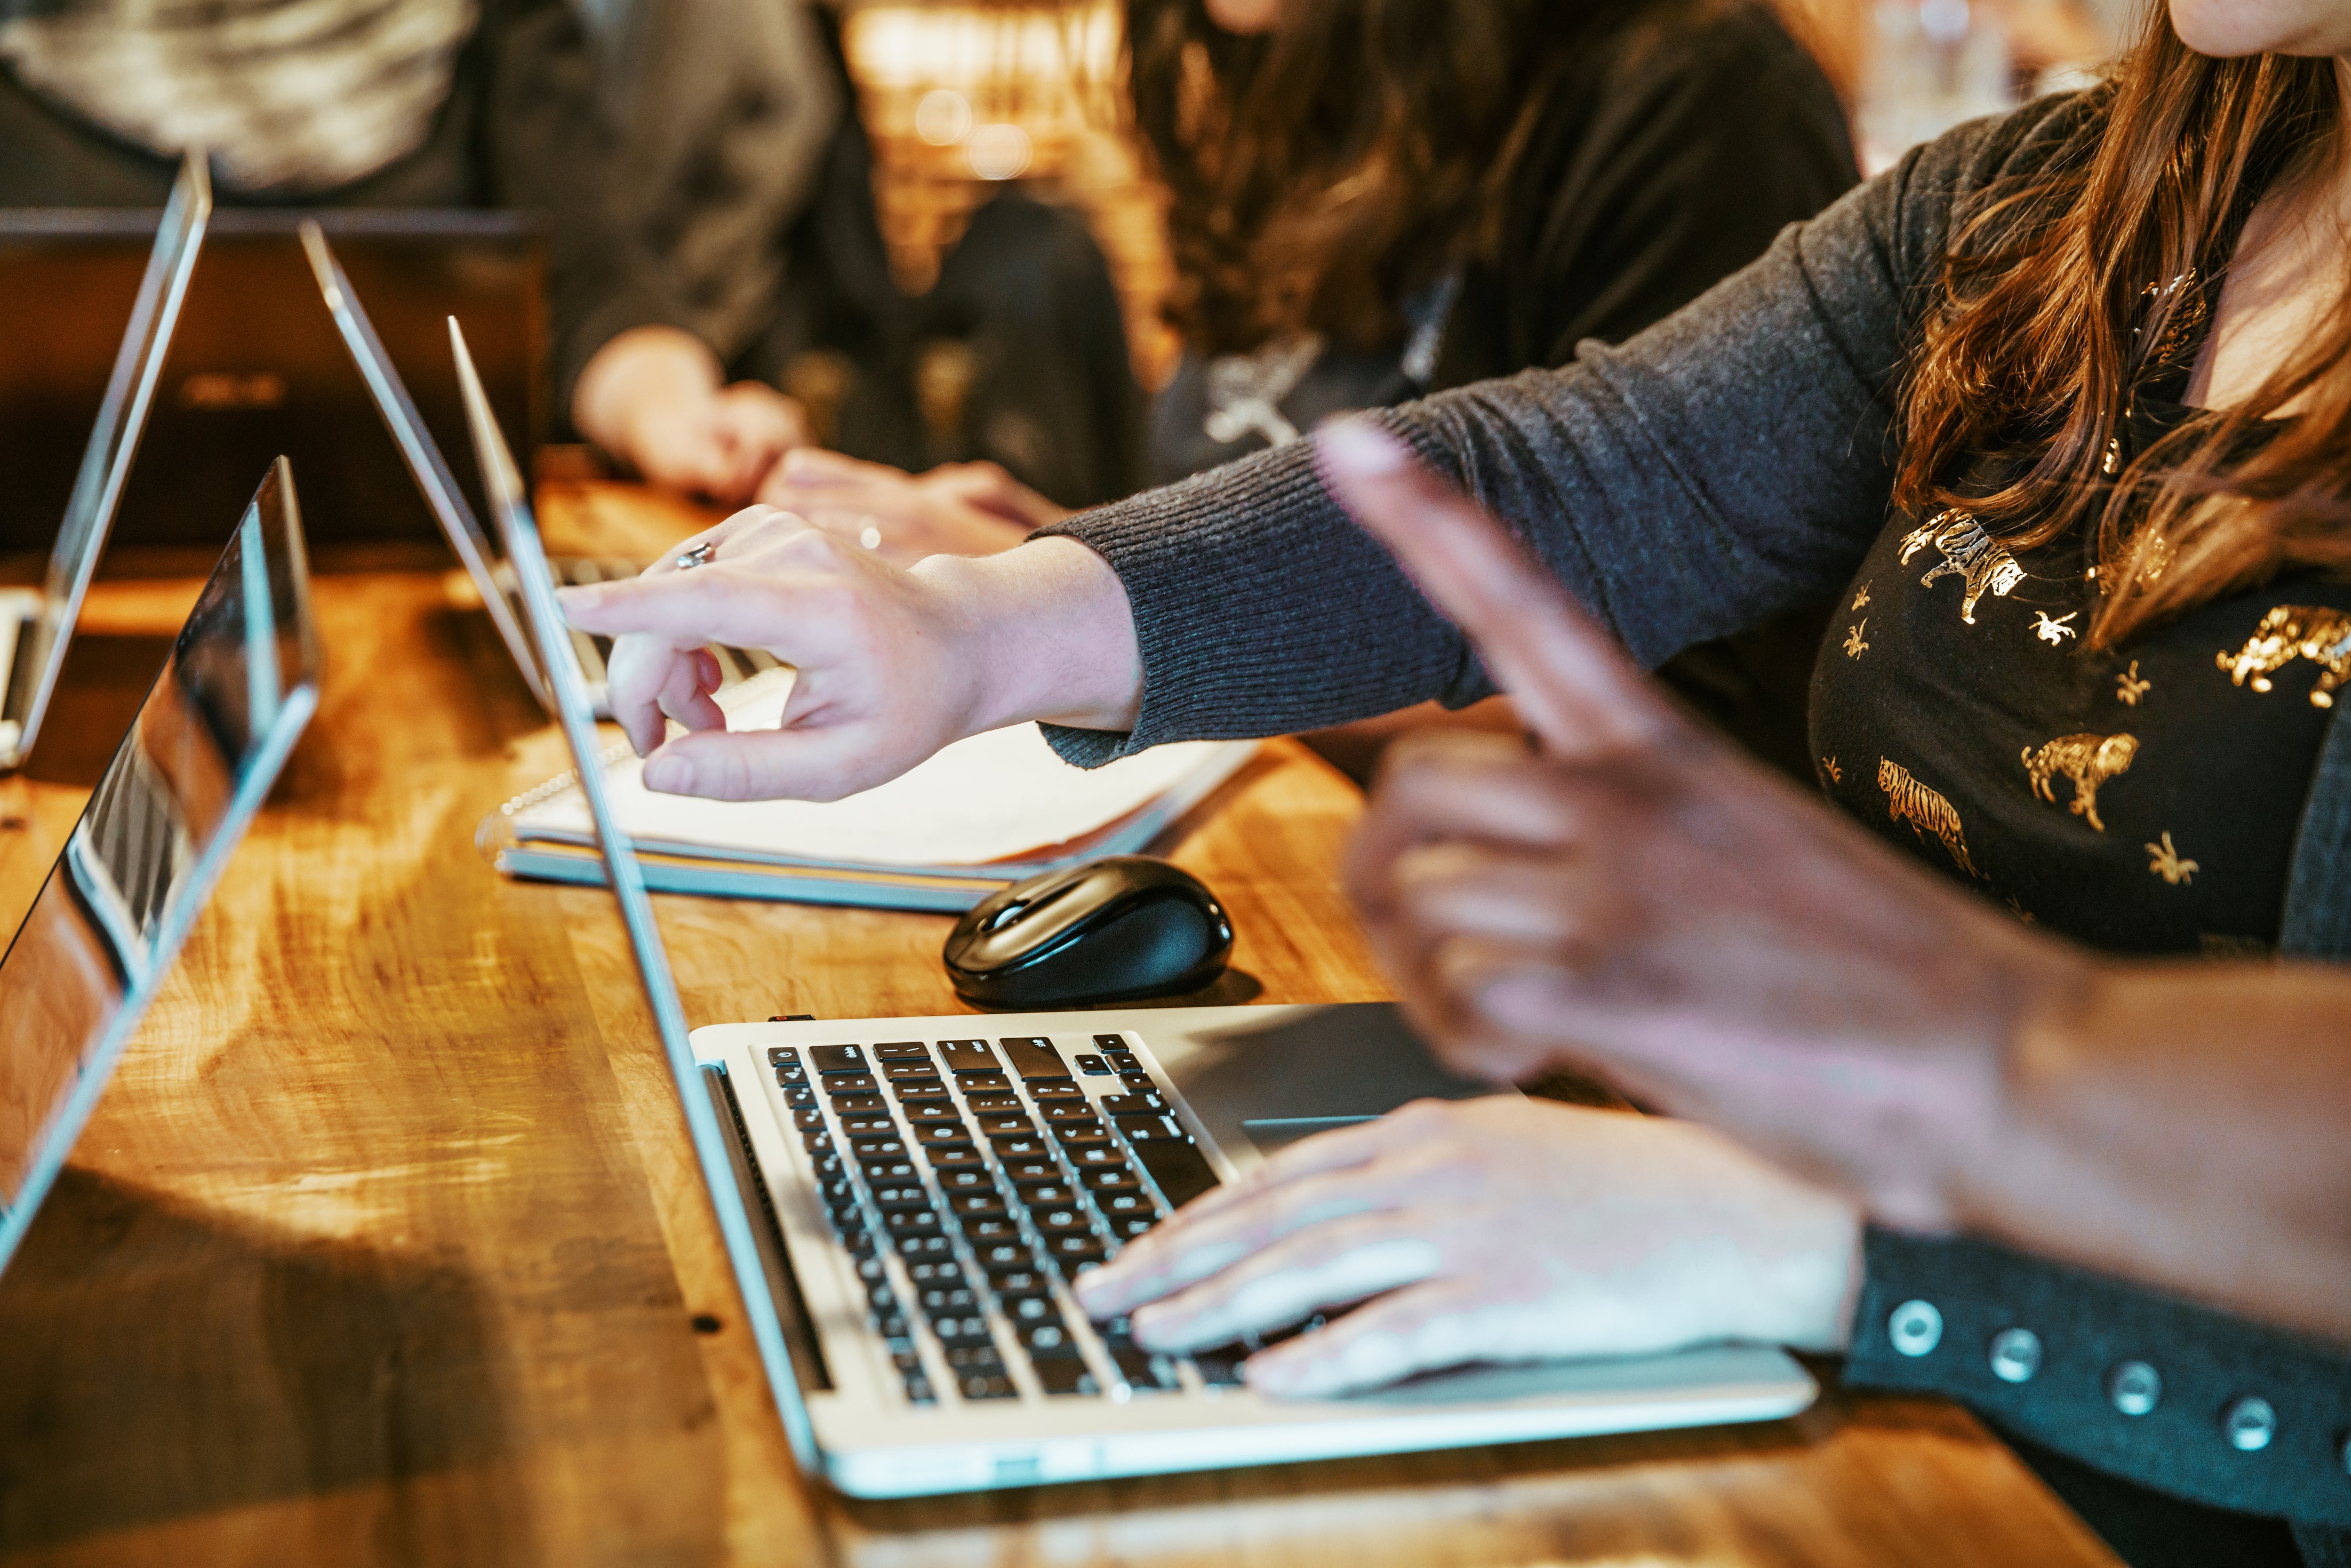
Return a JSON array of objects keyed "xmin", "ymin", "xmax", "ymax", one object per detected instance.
[
  {"xmin": 555, "ymin": 584, "xmax": 603, "ymax": 615},
  {"xmin": 642, "ymin": 754, "xmax": 696, "ymax": 794},
  {"xmin": 1317, "ymin": 419, "xmax": 1409, "ymax": 476}
]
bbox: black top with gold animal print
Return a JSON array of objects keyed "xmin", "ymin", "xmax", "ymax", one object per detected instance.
[{"xmin": 1810, "ymin": 397, "xmax": 2351, "ymax": 955}]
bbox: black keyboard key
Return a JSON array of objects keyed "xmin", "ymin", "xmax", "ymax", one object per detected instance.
[
  {"xmin": 999, "ymin": 1037, "xmax": 1069, "ymax": 1080},
  {"xmin": 975, "ymin": 1113, "xmax": 1034, "ymax": 1138},
  {"xmin": 884, "ymin": 1210, "xmax": 945, "ymax": 1240},
  {"xmin": 801, "ymin": 1131, "xmax": 834, "ymax": 1156},
  {"xmin": 904, "ymin": 1259, "xmax": 967, "ymax": 1288},
  {"xmin": 929, "ymin": 1313, "xmax": 994, "ymax": 1346},
  {"xmin": 1096, "ymin": 1189, "xmax": 1155, "ymax": 1218},
  {"xmin": 904, "ymin": 1101, "xmax": 963, "ymax": 1125},
  {"xmin": 1065, "ymin": 1144, "xmax": 1125, "ymax": 1169},
  {"xmin": 990, "ymin": 1267, "xmax": 1051, "ymax": 1295},
  {"xmin": 948, "ymin": 1191, "xmax": 1010, "ymax": 1221},
  {"xmin": 953, "ymin": 1069, "xmax": 1011, "ymax": 1092},
  {"xmin": 894, "ymin": 1078, "xmax": 949, "ymax": 1103},
  {"xmin": 1034, "ymin": 1357, "xmax": 1099, "ymax": 1397},
  {"xmin": 976, "ymin": 1241, "xmax": 1041, "ymax": 1274},
  {"xmin": 882, "ymin": 1060, "xmax": 941, "ymax": 1082},
  {"xmin": 1000, "ymin": 1156, "xmax": 1060, "ymax": 1183},
  {"xmin": 999, "ymin": 1291, "xmax": 1057, "ymax": 1324},
  {"xmin": 1109, "ymin": 1214, "xmax": 1158, "ymax": 1241},
  {"xmin": 1192, "ymin": 1345, "xmax": 1250, "ymax": 1387},
  {"xmin": 792, "ymin": 1108, "xmax": 827, "ymax": 1132},
  {"xmin": 769, "ymin": 1046, "xmax": 803, "ymax": 1069},
  {"xmin": 866, "ymin": 1282, "xmax": 900, "ymax": 1314},
  {"xmin": 937, "ymin": 1039, "xmax": 995, "ymax": 1072},
  {"xmin": 1033, "ymin": 1206, "xmax": 1091, "ymax": 1235},
  {"xmin": 816, "ymin": 1173, "xmax": 859, "ymax": 1205},
  {"xmin": 991, "ymin": 1134, "xmax": 1051, "ymax": 1158},
  {"xmin": 829, "ymin": 1091, "xmax": 887, "ymax": 1113},
  {"xmin": 839, "ymin": 1113, "xmax": 896, "ymax": 1137},
  {"xmin": 874, "ymin": 1042, "xmax": 930, "ymax": 1061},
  {"xmin": 782, "ymin": 1084, "xmax": 816, "ymax": 1108},
  {"xmin": 936, "ymin": 1167, "xmax": 994, "ymax": 1191},
  {"xmin": 959, "ymin": 1373, "xmax": 1018, "ymax": 1401},
  {"xmin": 821, "ymin": 1072, "xmax": 877, "ymax": 1095},
  {"xmin": 1092, "ymin": 1034, "xmax": 1128, "ymax": 1052},
  {"xmin": 902, "ymin": 1371, "xmax": 937, "ymax": 1404},
  {"xmin": 1073, "ymin": 1053, "xmax": 1112, "ymax": 1076},
  {"xmin": 870, "ymin": 1180, "xmax": 928, "ymax": 1210},
  {"xmin": 1082, "ymin": 1167, "xmax": 1143, "ymax": 1194},
  {"xmin": 1105, "ymin": 1050, "xmax": 1142, "ymax": 1072},
  {"xmin": 809, "ymin": 1045, "xmax": 867, "ymax": 1073},
  {"xmin": 1051, "ymin": 1119, "xmax": 1111, "ymax": 1146},
  {"xmin": 861, "ymin": 1156, "xmax": 917, "ymax": 1182},
  {"xmin": 925, "ymin": 1143, "xmax": 985, "ymax": 1170},
  {"xmin": 913, "ymin": 1121, "xmax": 972, "ymax": 1146},
  {"xmin": 963, "ymin": 1217, "xmax": 1023, "ymax": 1244},
  {"xmin": 959, "ymin": 1092, "xmax": 1018, "ymax": 1115},
  {"xmin": 898, "ymin": 1235, "xmax": 956, "ymax": 1263},
  {"xmin": 1040, "ymin": 1100, "xmax": 1099, "ymax": 1122},
  {"xmin": 1118, "ymin": 1071, "xmax": 1157, "ymax": 1093},
  {"xmin": 854, "ymin": 1255, "xmax": 891, "ymax": 1287},
  {"xmin": 918, "ymin": 1283, "xmax": 980, "ymax": 1315},
  {"xmin": 1021, "ymin": 1321, "xmax": 1080, "ymax": 1359},
  {"xmin": 1012, "ymin": 1178, "xmax": 1076, "ymax": 1205},
  {"xmin": 812, "ymin": 1152, "xmax": 848, "ymax": 1179},
  {"xmin": 850, "ymin": 1135, "xmax": 907, "ymax": 1159},
  {"xmin": 1110, "ymin": 1345, "xmax": 1178, "ymax": 1391},
  {"xmin": 1133, "ymin": 1138, "xmax": 1222, "ymax": 1209},
  {"xmin": 1047, "ymin": 1235, "xmax": 1108, "ymax": 1266},
  {"xmin": 1101, "ymin": 1092, "xmax": 1167, "ymax": 1116},
  {"xmin": 1029, "ymin": 1081, "xmax": 1085, "ymax": 1103},
  {"xmin": 1114, "ymin": 1113, "xmax": 1182, "ymax": 1144}
]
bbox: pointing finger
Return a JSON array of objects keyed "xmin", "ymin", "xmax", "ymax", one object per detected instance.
[{"xmin": 1317, "ymin": 420, "xmax": 1677, "ymax": 760}]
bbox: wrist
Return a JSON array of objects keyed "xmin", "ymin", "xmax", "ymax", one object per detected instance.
[{"xmin": 913, "ymin": 537, "xmax": 1142, "ymax": 738}]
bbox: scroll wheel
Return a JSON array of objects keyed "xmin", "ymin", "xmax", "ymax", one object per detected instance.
[{"xmin": 984, "ymin": 901, "xmax": 1029, "ymax": 932}]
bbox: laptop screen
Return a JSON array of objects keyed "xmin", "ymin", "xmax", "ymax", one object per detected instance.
[
  {"xmin": 0, "ymin": 459, "xmax": 319, "ymax": 1270},
  {"xmin": 2, "ymin": 150, "xmax": 212, "ymax": 764}
]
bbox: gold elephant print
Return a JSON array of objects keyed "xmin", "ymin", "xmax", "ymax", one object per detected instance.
[
  {"xmin": 2022, "ymin": 731, "xmax": 2140, "ymax": 832},
  {"xmin": 1899, "ymin": 510, "xmax": 2025, "ymax": 625},
  {"xmin": 2217, "ymin": 606, "xmax": 2351, "ymax": 708},
  {"xmin": 1877, "ymin": 758, "xmax": 1980, "ymax": 878}
]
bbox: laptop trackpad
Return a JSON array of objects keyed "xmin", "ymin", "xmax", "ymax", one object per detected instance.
[{"xmin": 1157, "ymin": 1003, "xmax": 1507, "ymax": 1170}]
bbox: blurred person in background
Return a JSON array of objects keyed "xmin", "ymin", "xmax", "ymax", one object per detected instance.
[
  {"xmin": 760, "ymin": 0, "xmax": 1859, "ymax": 778},
  {"xmin": 0, "ymin": 0, "xmax": 840, "ymax": 504}
]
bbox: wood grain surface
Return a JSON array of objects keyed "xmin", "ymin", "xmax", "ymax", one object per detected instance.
[{"xmin": 0, "ymin": 484, "xmax": 2120, "ymax": 1567}]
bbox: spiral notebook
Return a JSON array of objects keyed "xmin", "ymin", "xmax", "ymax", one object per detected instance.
[{"xmin": 479, "ymin": 669, "xmax": 1256, "ymax": 911}]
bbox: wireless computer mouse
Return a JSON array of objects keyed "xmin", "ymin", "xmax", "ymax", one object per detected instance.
[{"xmin": 944, "ymin": 856, "xmax": 1234, "ymax": 1008}]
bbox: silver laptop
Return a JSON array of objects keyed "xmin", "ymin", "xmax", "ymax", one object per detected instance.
[
  {"xmin": 0, "ymin": 457, "xmax": 320, "ymax": 1274},
  {"xmin": 301, "ymin": 224, "xmax": 781, "ymax": 715},
  {"xmin": 454, "ymin": 321, "xmax": 1816, "ymax": 1498},
  {"xmin": 1, "ymin": 150, "xmax": 211, "ymax": 771}
]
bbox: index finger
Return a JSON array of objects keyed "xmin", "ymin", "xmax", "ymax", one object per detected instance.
[{"xmin": 1316, "ymin": 420, "xmax": 1677, "ymax": 760}]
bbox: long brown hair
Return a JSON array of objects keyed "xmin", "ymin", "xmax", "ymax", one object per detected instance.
[
  {"xmin": 1895, "ymin": 17, "xmax": 2351, "ymax": 648},
  {"xmin": 1121, "ymin": 0, "xmax": 1653, "ymax": 356}
]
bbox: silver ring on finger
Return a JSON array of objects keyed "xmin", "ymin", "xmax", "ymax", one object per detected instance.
[{"xmin": 674, "ymin": 540, "xmax": 718, "ymax": 571}]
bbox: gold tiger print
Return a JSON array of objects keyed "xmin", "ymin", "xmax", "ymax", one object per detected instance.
[
  {"xmin": 2021, "ymin": 732, "xmax": 2139, "ymax": 833},
  {"xmin": 1877, "ymin": 758, "xmax": 1979, "ymax": 878},
  {"xmin": 2217, "ymin": 606, "xmax": 2351, "ymax": 708},
  {"xmin": 1899, "ymin": 509, "xmax": 2025, "ymax": 625}
]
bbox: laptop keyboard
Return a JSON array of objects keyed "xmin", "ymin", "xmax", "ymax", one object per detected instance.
[{"xmin": 770, "ymin": 1033, "xmax": 1235, "ymax": 1406}]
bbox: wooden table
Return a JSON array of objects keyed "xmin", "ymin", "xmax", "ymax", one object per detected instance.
[{"xmin": 0, "ymin": 485, "xmax": 2120, "ymax": 1566}]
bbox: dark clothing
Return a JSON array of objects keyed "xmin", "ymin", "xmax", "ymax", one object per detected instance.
[
  {"xmin": 1038, "ymin": 93, "xmax": 2351, "ymax": 1561},
  {"xmin": 0, "ymin": 0, "xmax": 836, "ymax": 420}
]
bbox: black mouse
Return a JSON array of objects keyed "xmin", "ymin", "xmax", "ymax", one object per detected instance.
[{"xmin": 944, "ymin": 856, "xmax": 1233, "ymax": 1008}]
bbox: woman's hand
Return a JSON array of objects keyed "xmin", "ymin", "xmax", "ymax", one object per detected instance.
[
  {"xmin": 756, "ymin": 449, "xmax": 1064, "ymax": 565},
  {"xmin": 1318, "ymin": 422, "xmax": 2090, "ymax": 1230},
  {"xmin": 1072, "ymin": 1097, "xmax": 1862, "ymax": 1398},
  {"xmin": 554, "ymin": 505, "xmax": 1144, "ymax": 801},
  {"xmin": 575, "ymin": 327, "xmax": 809, "ymax": 505}
]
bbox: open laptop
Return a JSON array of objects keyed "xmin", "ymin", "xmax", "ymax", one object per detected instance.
[
  {"xmin": 0, "ymin": 205, "xmax": 538, "ymax": 552},
  {"xmin": 0, "ymin": 150, "xmax": 211, "ymax": 773},
  {"xmin": 0, "ymin": 458, "xmax": 320, "ymax": 1275},
  {"xmin": 455, "ymin": 322, "xmax": 1817, "ymax": 1497},
  {"xmin": 305, "ymin": 228, "xmax": 781, "ymax": 714}
]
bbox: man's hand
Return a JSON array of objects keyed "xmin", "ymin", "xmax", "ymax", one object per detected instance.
[
  {"xmin": 1318, "ymin": 421, "xmax": 2089, "ymax": 1229},
  {"xmin": 1073, "ymin": 1097, "xmax": 1862, "ymax": 1398},
  {"xmin": 575, "ymin": 327, "xmax": 810, "ymax": 505}
]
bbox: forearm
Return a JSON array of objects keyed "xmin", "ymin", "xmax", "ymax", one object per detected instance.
[{"xmin": 1962, "ymin": 962, "xmax": 2351, "ymax": 1345}]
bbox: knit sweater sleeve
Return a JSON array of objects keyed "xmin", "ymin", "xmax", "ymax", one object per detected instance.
[{"xmin": 1034, "ymin": 98, "xmax": 2088, "ymax": 766}]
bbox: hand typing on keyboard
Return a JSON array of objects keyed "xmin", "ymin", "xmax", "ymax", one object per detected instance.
[{"xmin": 1072, "ymin": 1097, "xmax": 1863, "ymax": 1399}]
